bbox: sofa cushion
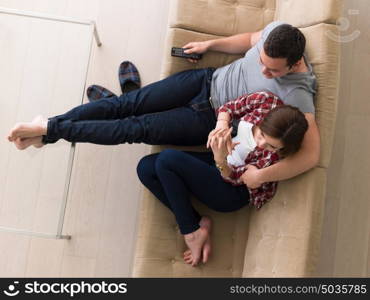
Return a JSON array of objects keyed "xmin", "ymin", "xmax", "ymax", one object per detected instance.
[
  {"xmin": 274, "ymin": 0, "xmax": 342, "ymax": 28},
  {"xmin": 133, "ymin": 186, "xmax": 251, "ymax": 277},
  {"xmin": 169, "ymin": 0, "xmax": 275, "ymax": 36},
  {"xmin": 243, "ymin": 167, "xmax": 326, "ymax": 277}
]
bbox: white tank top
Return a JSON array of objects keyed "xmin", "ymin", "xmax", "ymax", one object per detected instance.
[{"xmin": 227, "ymin": 121, "xmax": 256, "ymax": 167}]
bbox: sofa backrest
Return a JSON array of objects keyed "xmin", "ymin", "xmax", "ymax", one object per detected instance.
[
  {"xmin": 161, "ymin": 0, "xmax": 276, "ymax": 76},
  {"xmin": 169, "ymin": 0, "xmax": 276, "ymax": 36},
  {"xmin": 274, "ymin": 0, "xmax": 342, "ymax": 168},
  {"xmin": 243, "ymin": 0, "xmax": 342, "ymax": 277}
]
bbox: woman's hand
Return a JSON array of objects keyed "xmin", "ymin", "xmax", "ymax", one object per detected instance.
[
  {"xmin": 209, "ymin": 128, "xmax": 239, "ymax": 163},
  {"xmin": 207, "ymin": 111, "xmax": 231, "ymax": 149},
  {"xmin": 207, "ymin": 122, "xmax": 234, "ymax": 154},
  {"xmin": 183, "ymin": 41, "xmax": 210, "ymax": 63}
]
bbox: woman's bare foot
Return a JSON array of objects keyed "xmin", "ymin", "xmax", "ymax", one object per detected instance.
[
  {"xmin": 183, "ymin": 226, "xmax": 209, "ymax": 267},
  {"xmin": 8, "ymin": 115, "xmax": 47, "ymax": 142},
  {"xmin": 199, "ymin": 216, "xmax": 212, "ymax": 263},
  {"xmin": 13, "ymin": 136, "xmax": 44, "ymax": 150},
  {"xmin": 183, "ymin": 216, "xmax": 212, "ymax": 266}
]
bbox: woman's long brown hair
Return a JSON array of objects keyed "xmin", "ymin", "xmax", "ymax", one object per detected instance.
[{"xmin": 259, "ymin": 105, "xmax": 308, "ymax": 157}]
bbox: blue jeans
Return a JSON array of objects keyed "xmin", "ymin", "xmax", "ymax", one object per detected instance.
[
  {"xmin": 43, "ymin": 68, "xmax": 216, "ymax": 146},
  {"xmin": 136, "ymin": 149, "xmax": 250, "ymax": 234}
]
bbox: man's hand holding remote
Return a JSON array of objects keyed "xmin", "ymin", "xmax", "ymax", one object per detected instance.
[{"xmin": 182, "ymin": 41, "xmax": 211, "ymax": 63}]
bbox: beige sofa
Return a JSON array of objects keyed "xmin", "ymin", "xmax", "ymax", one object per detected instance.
[{"xmin": 133, "ymin": 0, "xmax": 341, "ymax": 277}]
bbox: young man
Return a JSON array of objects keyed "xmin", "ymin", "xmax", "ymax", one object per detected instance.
[
  {"xmin": 185, "ymin": 21, "xmax": 320, "ymax": 188},
  {"xmin": 8, "ymin": 22, "xmax": 320, "ymax": 189}
]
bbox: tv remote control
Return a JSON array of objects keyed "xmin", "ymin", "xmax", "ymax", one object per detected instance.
[{"xmin": 171, "ymin": 47, "xmax": 203, "ymax": 60}]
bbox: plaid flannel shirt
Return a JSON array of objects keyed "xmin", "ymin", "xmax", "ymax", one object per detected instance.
[{"xmin": 217, "ymin": 91, "xmax": 284, "ymax": 209}]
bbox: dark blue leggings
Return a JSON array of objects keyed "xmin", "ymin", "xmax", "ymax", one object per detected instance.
[{"xmin": 136, "ymin": 149, "xmax": 250, "ymax": 234}]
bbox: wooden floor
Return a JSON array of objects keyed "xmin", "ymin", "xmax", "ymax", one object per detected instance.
[
  {"xmin": 0, "ymin": 0, "xmax": 368, "ymax": 278},
  {"xmin": 0, "ymin": 5, "xmax": 97, "ymax": 235},
  {"xmin": 0, "ymin": 0, "xmax": 169, "ymax": 277}
]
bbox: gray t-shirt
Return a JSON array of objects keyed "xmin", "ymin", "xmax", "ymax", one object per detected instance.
[{"xmin": 210, "ymin": 21, "xmax": 317, "ymax": 114}]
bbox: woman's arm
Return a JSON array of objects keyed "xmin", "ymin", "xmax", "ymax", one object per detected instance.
[
  {"xmin": 217, "ymin": 92, "xmax": 282, "ymax": 121},
  {"xmin": 210, "ymin": 128, "xmax": 232, "ymax": 178},
  {"xmin": 213, "ymin": 158, "xmax": 233, "ymax": 178},
  {"xmin": 207, "ymin": 111, "xmax": 231, "ymax": 148},
  {"xmin": 210, "ymin": 128, "xmax": 245, "ymax": 185}
]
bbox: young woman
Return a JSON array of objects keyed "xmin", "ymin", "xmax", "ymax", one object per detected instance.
[{"xmin": 136, "ymin": 92, "xmax": 308, "ymax": 267}]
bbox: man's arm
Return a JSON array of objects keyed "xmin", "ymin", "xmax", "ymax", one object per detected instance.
[
  {"xmin": 183, "ymin": 30, "xmax": 262, "ymax": 56},
  {"xmin": 241, "ymin": 113, "xmax": 320, "ymax": 188}
]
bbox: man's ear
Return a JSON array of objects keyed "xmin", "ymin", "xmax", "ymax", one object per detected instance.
[{"xmin": 290, "ymin": 59, "xmax": 301, "ymax": 71}]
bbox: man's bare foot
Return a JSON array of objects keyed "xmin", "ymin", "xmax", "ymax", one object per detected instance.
[
  {"xmin": 183, "ymin": 226, "xmax": 209, "ymax": 267},
  {"xmin": 183, "ymin": 216, "xmax": 212, "ymax": 266},
  {"xmin": 13, "ymin": 136, "xmax": 44, "ymax": 150},
  {"xmin": 8, "ymin": 115, "xmax": 47, "ymax": 142}
]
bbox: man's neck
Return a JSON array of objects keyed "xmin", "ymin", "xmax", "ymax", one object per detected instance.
[{"xmin": 293, "ymin": 56, "xmax": 309, "ymax": 73}]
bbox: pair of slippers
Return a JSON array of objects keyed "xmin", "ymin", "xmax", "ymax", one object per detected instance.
[{"xmin": 86, "ymin": 61, "xmax": 141, "ymax": 102}]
